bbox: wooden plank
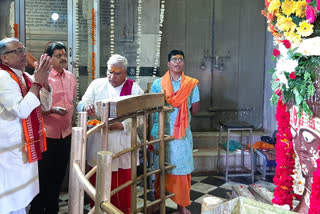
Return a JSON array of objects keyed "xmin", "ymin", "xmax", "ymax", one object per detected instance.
[{"xmin": 107, "ymin": 93, "xmax": 165, "ymax": 118}]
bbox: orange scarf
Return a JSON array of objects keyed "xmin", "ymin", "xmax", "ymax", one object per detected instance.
[
  {"xmin": 0, "ymin": 64, "xmax": 47, "ymax": 163},
  {"xmin": 161, "ymin": 71, "xmax": 198, "ymax": 139}
]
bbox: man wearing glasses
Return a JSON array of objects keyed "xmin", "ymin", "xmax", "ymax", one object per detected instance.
[
  {"xmin": 150, "ymin": 50, "xmax": 200, "ymax": 214},
  {"xmin": 0, "ymin": 37, "xmax": 52, "ymax": 214},
  {"xmin": 77, "ymin": 54, "xmax": 143, "ymax": 213}
]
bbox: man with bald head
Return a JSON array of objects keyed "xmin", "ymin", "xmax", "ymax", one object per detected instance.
[{"xmin": 0, "ymin": 38, "xmax": 52, "ymax": 214}]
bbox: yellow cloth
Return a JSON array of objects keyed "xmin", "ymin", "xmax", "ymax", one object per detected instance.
[{"xmin": 160, "ymin": 71, "xmax": 198, "ymax": 139}]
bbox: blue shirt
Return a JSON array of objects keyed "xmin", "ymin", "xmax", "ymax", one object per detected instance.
[{"xmin": 150, "ymin": 75, "xmax": 200, "ymax": 175}]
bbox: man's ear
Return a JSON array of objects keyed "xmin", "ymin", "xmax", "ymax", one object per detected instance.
[{"xmin": 0, "ymin": 55, "xmax": 7, "ymax": 64}]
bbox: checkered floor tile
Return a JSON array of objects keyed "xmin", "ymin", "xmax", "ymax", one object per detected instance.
[{"xmin": 55, "ymin": 174, "xmax": 275, "ymax": 214}]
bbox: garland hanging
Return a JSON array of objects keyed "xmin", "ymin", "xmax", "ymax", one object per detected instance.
[
  {"xmin": 110, "ymin": 0, "xmax": 115, "ymax": 56},
  {"xmin": 91, "ymin": 8, "xmax": 96, "ymax": 80},
  {"xmin": 153, "ymin": 0, "xmax": 165, "ymax": 77},
  {"xmin": 272, "ymin": 99, "xmax": 295, "ymax": 209},
  {"xmin": 13, "ymin": 24, "xmax": 18, "ymax": 38},
  {"xmin": 135, "ymin": 0, "xmax": 142, "ymax": 84}
]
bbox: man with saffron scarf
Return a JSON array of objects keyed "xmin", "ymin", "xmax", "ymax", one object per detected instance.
[
  {"xmin": 150, "ymin": 50, "xmax": 200, "ymax": 214},
  {"xmin": 0, "ymin": 38, "xmax": 52, "ymax": 214},
  {"xmin": 77, "ymin": 54, "xmax": 143, "ymax": 213}
]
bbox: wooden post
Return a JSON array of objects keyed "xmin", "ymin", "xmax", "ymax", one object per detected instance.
[
  {"xmin": 78, "ymin": 111, "xmax": 88, "ymax": 214},
  {"xmin": 100, "ymin": 101, "xmax": 109, "ymax": 151},
  {"xmin": 95, "ymin": 151, "xmax": 113, "ymax": 214},
  {"xmin": 68, "ymin": 127, "xmax": 83, "ymax": 214},
  {"xmin": 159, "ymin": 110, "xmax": 166, "ymax": 213},
  {"xmin": 131, "ymin": 117, "xmax": 138, "ymax": 213}
]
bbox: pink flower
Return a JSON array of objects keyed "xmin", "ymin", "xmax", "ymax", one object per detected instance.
[
  {"xmin": 306, "ymin": 0, "xmax": 312, "ymax": 3},
  {"xmin": 289, "ymin": 72, "xmax": 296, "ymax": 80},
  {"xmin": 318, "ymin": 0, "xmax": 320, "ymax": 10},
  {"xmin": 282, "ymin": 40, "xmax": 291, "ymax": 49},
  {"xmin": 306, "ymin": 5, "xmax": 316, "ymax": 23},
  {"xmin": 275, "ymin": 88, "xmax": 282, "ymax": 96},
  {"xmin": 273, "ymin": 48, "xmax": 280, "ymax": 57}
]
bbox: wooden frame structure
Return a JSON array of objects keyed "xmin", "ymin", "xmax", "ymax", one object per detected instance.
[{"xmin": 68, "ymin": 94, "xmax": 175, "ymax": 214}]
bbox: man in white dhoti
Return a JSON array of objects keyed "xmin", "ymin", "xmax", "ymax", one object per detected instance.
[
  {"xmin": 77, "ymin": 54, "xmax": 143, "ymax": 213},
  {"xmin": 0, "ymin": 38, "xmax": 52, "ymax": 214}
]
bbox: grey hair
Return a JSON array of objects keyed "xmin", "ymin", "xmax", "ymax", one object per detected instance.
[
  {"xmin": 0, "ymin": 37, "xmax": 20, "ymax": 63},
  {"xmin": 107, "ymin": 54, "xmax": 128, "ymax": 70}
]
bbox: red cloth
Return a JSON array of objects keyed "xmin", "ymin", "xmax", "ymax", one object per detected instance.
[
  {"xmin": 89, "ymin": 168, "xmax": 131, "ymax": 214},
  {"xmin": 120, "ymin": 79, "xmax": 134, "ymax": 96},
  {"xmin": 0, "ymin": 63, "xmax": 47, "ymax": 163}
]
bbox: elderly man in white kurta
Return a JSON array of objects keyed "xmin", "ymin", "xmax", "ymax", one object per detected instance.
[
  {"xmin": 0, "ymin": 38, "xmax": 52, "ymax": 214},
  {"xmin": 77, "ymin": 54, "xmax": 143, "ymax": 213}
]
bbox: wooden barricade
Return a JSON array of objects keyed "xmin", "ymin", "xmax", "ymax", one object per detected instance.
[{"xmin": 68, "ymin": 94, "xmax": 175, "ymax": 214}]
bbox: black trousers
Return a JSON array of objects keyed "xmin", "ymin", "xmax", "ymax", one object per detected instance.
[{"xmin": 29, "ymin": 135, "xmax": 71, "ymax": 214}]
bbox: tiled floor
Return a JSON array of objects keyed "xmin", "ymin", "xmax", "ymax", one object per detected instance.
[{"xmin": 57, "ymin": 173, "xmax": 276, "ymax": 214}]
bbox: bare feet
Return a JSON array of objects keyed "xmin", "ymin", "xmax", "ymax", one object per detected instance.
[{"xmin": 178, "ymin": 205, "xmax": 191, "ymax": 214}]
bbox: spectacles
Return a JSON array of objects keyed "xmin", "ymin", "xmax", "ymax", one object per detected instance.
[
  {"xmin": 170, "ymin": 57, "xmax": 184, "ymax": 63},
  {"xmin": 4, "ymin": 48, "xmax": 29, "ymax": 55}
]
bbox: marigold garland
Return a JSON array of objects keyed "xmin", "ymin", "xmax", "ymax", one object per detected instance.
[
  {"xmin": 91, "ymin": 8, "xmax": 96, "ymax": 80},
  {"xmin": 272, "ymin": 99, "xmax": 295, "ymax": 209},
  {"xmin": 13, "ymin": 24, "xmax": 18, "ymax": 38}
]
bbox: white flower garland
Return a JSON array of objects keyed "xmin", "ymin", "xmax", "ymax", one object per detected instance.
[
  {"xmin": 110, "ymin": 0, "xmax": 115, "ymax": 56},
  {"xmin": 153, "ymin": 0, "xmax": 165, "ymax": 77},
  {"xmin": 136, "ymin": 0, "xmax": 142, "ymax": 83}
]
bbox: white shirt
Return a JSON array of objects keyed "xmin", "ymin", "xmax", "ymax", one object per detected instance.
[
  {"xmin": 0, "ymin": 68, "xmax": 52, "ymax": 214},
  {"xmin": 77, "ymin": 78, "xmax": 144, "ymax": 171}
]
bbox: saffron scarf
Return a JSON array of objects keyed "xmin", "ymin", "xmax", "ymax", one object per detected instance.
[
  {"xmin": 120, "ymin": 79, "xmax": 134, "ymax": 96},
  {"xmin": 161, "ymin": 71, "xmax": 199, "ymax": 139},
  {"xmin": 0, "ymin": 64, "xmax": 47, "ymax": 163}
]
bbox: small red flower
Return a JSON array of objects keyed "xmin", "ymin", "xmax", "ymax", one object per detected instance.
[
  {"xmin": 273, "ymin": 49, "xmax": 281, "ymax": 57},
  {"xmin": 282, "ymin": 40, "xmax": 291, "ymax": 49},
  {"xmin": 289, "ymin": 72, "xmax": 296, "ymax": 80},
  {"xmin": 275, "ymin": 88, "xmax": 282, "ymax": 96}
]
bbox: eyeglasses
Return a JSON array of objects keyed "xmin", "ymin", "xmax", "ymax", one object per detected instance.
[
  {"xmin": 170, "ymin": 57, "xmax": 184, "ymax": 63},
  {"xmin": 4, "ymin": 48, "xmax": 29, "ymax": 55}
]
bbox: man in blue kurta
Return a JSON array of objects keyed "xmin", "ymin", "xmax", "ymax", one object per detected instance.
[{"xmin": 151, "ymin": 50, "xmax": 200, "ymax": 214}]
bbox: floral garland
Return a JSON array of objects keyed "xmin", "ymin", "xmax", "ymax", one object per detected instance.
[
  {"xmin": 272, "ymin": 99, "xmax": 295, "ymax": 209},
  {"xmin": 153, "ymin": 0, "xmax": 166, "ymax": 77},
  {"xmin": 110, "ymin": 0, "xmax": 115, "ymax": 56},
  {"xmin": 13, "ymin": 24, "xmax": 18, "ymax": 38},
  {"xmin": 309, "ymin": 143, "xmax": 320, "ymax": 213},
  {"xmin": 91, "ymin": 8, "xmax": 96, "ymax": 80},
  {"xmin": 262, "ymin": 0, "xmax": 319, "ymax": 45},
  {"xmin": 135, "ymin": 0, "xmax": 142, "ymax": 84}
]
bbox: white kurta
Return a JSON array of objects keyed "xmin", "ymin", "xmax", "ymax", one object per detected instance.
[
  {"xmin": 77, "ymin": 78, "xmax": 144, "ymax": 171},
  {"xmin": 0, "ymin": 68, "xmax": 52, "ymax": 214}
]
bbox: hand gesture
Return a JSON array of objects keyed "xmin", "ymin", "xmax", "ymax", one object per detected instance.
[
  {"xmin": 34, "ymin": 54, "xmax": 52, "ymax": 90},
  {"xmin": 53, "ymin": 107, "xmax": 67, "ymax": 116},
  {"xmin": 83, "ymin": 104, "xmax": 96, "ymax": 117},
  {"xmin": 109, "ymin": 122, "xmax": 124, "ymax": 131}
]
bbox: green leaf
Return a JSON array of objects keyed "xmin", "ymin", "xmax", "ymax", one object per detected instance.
[
  {"xmin": 271, "ymin": 55, "xmax": 276, "ymax": 61},
  {"xmin": 293, "ymin": 88, "xmax": 303, "ymax": 105},
  {"xmin": 270, "ymin": 94, "xmax": 279, "ymax": 105},
  {"xmin": 268, "ymin": 68, "xmax": 276, "ymax": 74}
]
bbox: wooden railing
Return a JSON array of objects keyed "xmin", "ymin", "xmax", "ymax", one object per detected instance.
[{"xmin": 68, "ymin": 94, "xmax": 175, "ymax": 214}]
